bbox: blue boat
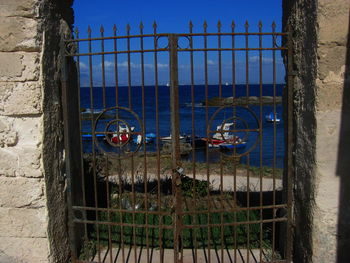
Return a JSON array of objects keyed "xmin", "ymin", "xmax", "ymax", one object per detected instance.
[
  {"xmin": 219, "ymin": 142, "xmax": 246, "ymax": 150},
  {"xmin": 265, "ymin": 112, "xmax": 281, "ymax": 123},
  {"xmin": 82, "ymin": 134, "xmax": 105, "ymax": 140}
]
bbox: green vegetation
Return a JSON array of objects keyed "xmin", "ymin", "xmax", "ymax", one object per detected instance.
[{"xmin": 90, "ymin": 205, "xmax": 264, "ymax": 249}]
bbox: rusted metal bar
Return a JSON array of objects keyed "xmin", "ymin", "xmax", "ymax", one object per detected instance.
[
  {"xmin": 74, "ymin": 27, "xmax": 88, "ymax": 241},
  {"xmin": 189, "ymin": 20, "xmax": 198, "ymax": 263},
  {"xmin": 73, "ymin": 203, "xmax": 288, "ymax": 214},
  {"xmin": 60, "ymin": 34, "xmax": 78, "ymax": 262},
  {"xmin": 244, "ymin": 21, "xmax": 251, "ymax": 263},
  {"xmin": 153, "ymin": 21, "xmax": 164, "ymax": 263},
  {"xmin": 169, "ymin": 33, "xmax": 182, "ymax": 263},
  {"xmin": 87, "ymin": 25, "xmax": 102, "ymax": 263},
  {"xmin": 139, "ymin": 21, "xmax": 151, "ymax": 263},
  {"xmin": 113, "ymin": 26, "xmax": 125, "ymax": 263},
  {"xmin": 66, "ymin": 47, "xmax": 287, "ymax": 57},
  {"xmin": 258, "ymin": 20, "xmax": 264, "ymax": 263},
  {"xmin": 217, "ymin": 21, "xmax": 225, "ymax": 262},
  {"xmin": 231, "ymin": 20, "xmax": 239, "ymax": 263},
  {"xmin": 272, "ymin": 21, "xmax": 277, "ymax": 261},
  {"xmin": 203, "ymin": 20, "xmax": 212, "ymax": 263},
  {"xmin": 66, "ymin": 31, "xmax": 288, "ymax": 43},
  {"xmin": 286, "ymin": 28, "xmax": 294, "ymax": 263}
]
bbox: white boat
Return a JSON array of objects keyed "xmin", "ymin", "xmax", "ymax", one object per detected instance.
[
  {"xmin": 161, "ymin": 135, "xmax": 185, "ymax": 142},
  {"xmin": 110, "ymin": 124, "xmax": 135, "ymax": 144},
  {"xmin": 265, "ymin": 112, "xmax": 281, "ymax": 123},
  {"xmin": 210, "ymin": 122, "xmax": 246, "ymax": 149},
  {"xmin": 213, "ymin": 122, "xmax": 235, "ymax": 140}
]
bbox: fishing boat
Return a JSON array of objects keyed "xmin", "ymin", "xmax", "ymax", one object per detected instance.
[
  {"xmin": 185, "ymin": 135, "xmax": 207, "ymax": 148},
  {"xmin": 219, "ymin": 142, "xmax": 246, "ymax": 150},
  {"xmin": 110, "ymin": 124, "xmax": 135, "ymax": 144},
  {"xmin": 201, "ymin": 138, "xmax": 225, "ymax": 148},
  {"xmin": 211, "ymin": 122, "xmax": 246, "ymax": 149},
  {"xmin": 265, "ymin": 112, "xmax": 281, "ymax": 123},
  {"xmin": 161, "ymin": 135, "xmax": 186, "ymax": 142},
  {"xmin": 218, "ymin": 137, "xmax": 247, "ymax": 150},
  {"xmin": 133, "ymin": 133, "xmax": 156, "ymax": 144},
  {"xmin": 212, "ymin": 122, "xmax": 236, "ymax": 140}
]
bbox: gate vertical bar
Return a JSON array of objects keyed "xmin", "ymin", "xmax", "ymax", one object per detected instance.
[
  {"xmin": 286, "ymin": 30, "xmax": 294, "ymax": 262},
  {"xmin": 60, "ymin": 36, "xmax": 77, "ymax": 262},
  {"xmin": 169, "ymin": 34, "xmax": 182, "ymax": 263},
  {"xmin": 61, "ymin": 36, "xmax": 85, "ymax": 262}
]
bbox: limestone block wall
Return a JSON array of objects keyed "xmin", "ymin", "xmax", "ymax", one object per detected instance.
[
  {"xmin": 283, "ymin": 0, "xmax": 349, "ymax": 262},
  {"xmin": 0, "ymin": 0, "xmax": 73, "ymax": 262},
  {"xmin": 313, "ymin": 0, "xmax": 349, "ymax": 262}
]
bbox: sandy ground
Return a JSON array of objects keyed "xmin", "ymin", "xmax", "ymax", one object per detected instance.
[{"xmin": 106, "ymin": 171, "xmax": 283, "ymax": 192}]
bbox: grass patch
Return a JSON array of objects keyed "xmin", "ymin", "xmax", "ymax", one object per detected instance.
[{"xmin": 91, "ymin": 207, "xmax": 264, "ymax": 249}]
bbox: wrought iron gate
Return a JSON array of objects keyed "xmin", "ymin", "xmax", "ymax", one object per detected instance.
[{"xmin": 62, "ymin": 21, "xmax": 294, "ymax": 263}]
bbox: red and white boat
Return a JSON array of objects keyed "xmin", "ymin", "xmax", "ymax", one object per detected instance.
[{"xmin": 110, "ymin": 124, "xmax": 134, "ymax": 144}]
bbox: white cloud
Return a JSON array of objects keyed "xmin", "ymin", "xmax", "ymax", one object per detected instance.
[
  {"xmin": 79, "ymin": 61, "xmax": 88, "ymax": 70},
  {"xmin": 97, "ymin": 60, "xmax": 168, "ymax": 70},
  {"xmin": 248, "ymin": 56, "xmax": 283, "ymax": 64},
  {"xmin": 207, "ymin": 59, "xmax": 215, "ymax": 65}
]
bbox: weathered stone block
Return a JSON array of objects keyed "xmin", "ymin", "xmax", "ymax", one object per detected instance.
[
  {"xmin": 318, "ymin": 0, "xmax": 349, "ymax": 46},
  {"xmin": 318, "ymin": 46, "xmax": 347, "ymax": 81},
  {"xmin": 0, "ymin": 52, "xmax": 39, "ymax": 82},
  {"xmin": 0, "ymin": 82, "xmax": 42, "ymax": 115},
  {"xmin": 0, "ymin": 17, "xmax": 39, "ymax": 52},
  {"xmin": 0, "ymin": 146, "xmax": 42, "ymax": 177},
  {"xmin": 0, "ymin": 237, "xmax": 49, "ymax": 263},
  {"xmin": 0, "ymin": 115, "xmax": 42, "ymax": 148},
  {"xmin": 0, "ymin": 207, "xmax": 47, "ymax": 238},
  {"xmin": 0, "ymin": 117, "xmax": 17, "ymax": 147},
  {"xmin": 13, "ymin": 116, "xmax": 42, "ymax": 147},
  {"xmin": 316, "ymin": 80, "xmax": 344, "ymax": 110},
  {"xmin": 0, "ymin": 0, "xmax": 37, "ymax": 18},
  {"xmin": 0, "ymin": 177, "xmax": 45, "ymax": 208}
]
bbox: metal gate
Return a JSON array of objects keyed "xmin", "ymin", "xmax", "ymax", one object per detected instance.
[{"xmin": 62, "ymin": 21, "xmax": 294, "ymax": 263}]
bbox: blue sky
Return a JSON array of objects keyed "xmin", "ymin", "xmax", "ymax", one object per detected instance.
[{"xmin": 73, "ymin": 0, "xmax": 285, "ymax": 85}]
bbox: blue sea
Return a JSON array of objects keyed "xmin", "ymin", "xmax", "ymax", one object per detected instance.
[{"xmin": 80, "ymin": 84, "xmax": 285, "ymax": 168}]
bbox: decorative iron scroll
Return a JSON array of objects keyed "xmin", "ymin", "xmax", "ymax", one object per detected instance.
[
  {"xmin": 208, "ymin": 105, "xmax": 260, "ymax": 157},
  {"xmin": 93, "ymin": 106, "xmax": 143, "ymax": 158}
]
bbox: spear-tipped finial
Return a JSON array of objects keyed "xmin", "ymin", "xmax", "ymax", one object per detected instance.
[
  {"xmin": 87, "ymin": 26, "xmax": 92, "ymax": 36},
  {"xmin": 100, "ymin": 25, "xmax": 104, "ymax": 34},
  {"xmin": 126, "ymin": 23, "xmax": 131, "ymax": 32},
  {"xmin": 139, "ymin": 21, "xmax": 144, "ymax": 30},
  {"xmin": 74, "ymin": 27, "xmax": 79, "ymax": 36},
  {"xmin": 189, "ymin": 20, "xmax": 193, "ymax": 29},
  {"xmin": 153, "ymin": 21, "xmax": 157, "ymax": 34},
  {"xmin": 203, "ymin": 20, "xmax": 208, "ymax": 31},
  {"xmin": 272, "ymin": 21, "xmax": 276, "ymax": 30},
  {"xmin": 217, "ymin": 20, "xmax": 222, "ymax": 31},
  {"xmin": 113, "ymin": 24, "xmax": 117, "ymax": 32},
  {"xmin": 245, "ymin": 20, "xmax": 249, "ymax": 28},
  {"xmin": 258, "ymin": 20, "xmax": 263, "ymax": 29},
  {"xmin": 231, "ymin": 20, "xmax": 235, "ymax": 29}
]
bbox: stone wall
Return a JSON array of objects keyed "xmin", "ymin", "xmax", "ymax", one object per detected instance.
[
  {"xmin": 0, "ymin": 0, "xmax": 74, "ymax": 262},
  {"xmin": 283, "ymin": 0, "xmax": 349, "ymax": 262},
  {"xmin": 314, "ymin": 1, "xmax": 349, "ymax": 262}
]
